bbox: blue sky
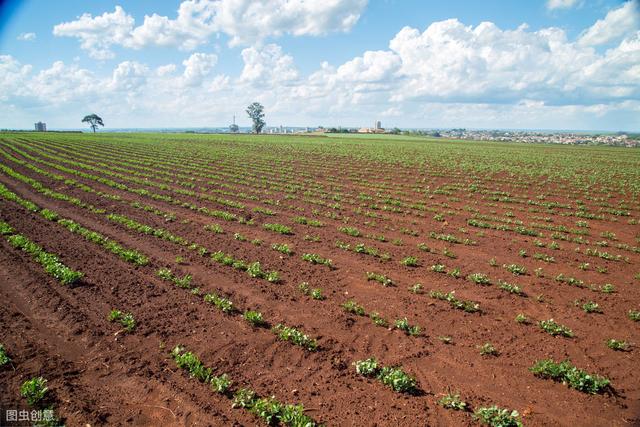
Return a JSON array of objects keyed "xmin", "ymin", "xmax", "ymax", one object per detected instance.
[{"xmin": 0, "ymin": 0, "xmax": 638, "ymax": 130}]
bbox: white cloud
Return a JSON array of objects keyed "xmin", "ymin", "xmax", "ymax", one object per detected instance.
[
  {"xmin": 182, "ymin": 52, "xmax": 218, "ymax": 86},
  {"xmin": 17, "ymin": 32, "xmax": 36, "ymax": 41},
  {"xmin": 4, "ymin": 3, "xmax": 640, "ymax": 131},
  {"xmin": 213, "ymin": 0, "xmax": 367, "ymax": 46},
  {"xmin": 579, "ymin": 1, "xmax": 639, "ymax": 46},
  {"xmin": 385, "ymin": 19, "xmax": 639, "ymax": 104},
  {"xmin": 546, "ymin": 0, "xmax": 580, "ymax": 10},
  {"xmin": 53, "ymin": 6, "xmax": 134, "ymax": 59},
  {"xmin": 108, "ymin": 61, "xmax": 149, "ymax": 92},
  {"xmin": 239, "ymin": 44, "xmax": 298, "ymax": 85},
  {"xmin": 53, "ymin": 0, "xmax": 367, "ymax": 58}
]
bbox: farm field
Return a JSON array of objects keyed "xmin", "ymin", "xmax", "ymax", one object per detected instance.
[{"xmin": 0, "ymin": 131, "xmax": 639, "ymax": 426}]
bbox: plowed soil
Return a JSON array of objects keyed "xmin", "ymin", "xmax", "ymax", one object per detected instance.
[{"xmin": 0, "ymin": 132, "xmax": 639, "ymax": 426}]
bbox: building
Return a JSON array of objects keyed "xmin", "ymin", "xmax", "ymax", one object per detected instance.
[
  {"xmin": 34, "ymin": 122, "xmax": 47, "ymax": 131},
  {"xmin": 375, "ymin": 120, "xmax": 382, "ymax": 130}
]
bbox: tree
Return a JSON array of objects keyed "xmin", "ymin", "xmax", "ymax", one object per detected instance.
[
  {"xmin": 246, "ymin": 102, "xmax": 265, "ymax": 134},
  {"xmin": 82, "ymin": 114, "xmax": 104, "ymax": 133},
  {"xmin": 229, "ymin": 123, "xmax": 239, "ymax": 133}
]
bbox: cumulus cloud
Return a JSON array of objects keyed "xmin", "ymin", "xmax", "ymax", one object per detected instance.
[
  {"xmin": 578, "ymin": 1, "xmax": 639, "ymax": 46},
  {"xmin": 182, "ymin": 52, "xmax": 218, "ymax": 86},
  {"xmin": 546, "ymin": 0, "xmax": 580, "ymax": 10},
  {"xmin": 53, "ymin": 0, "xmax": 367, "ymax": 58},
  {"xmin": 5, "ymin": 4, "xmax": 640, "ymax": 130},
  {"xmin": 53, "ymin": 6, "xmax": 134, "ymax": 59},
  {"xmin": 384, "ymin": 18, "xmax": 639, "ymax": 104},
  {"xmin": 239, "ymin": 44, "xmax": 298, "ymax": 85},
  {"xmin": 17, "ymin": 32, "xmax": 36, "ymax": 41}
]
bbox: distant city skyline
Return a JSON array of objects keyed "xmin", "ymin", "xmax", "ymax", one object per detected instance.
[{"xmin": 1, "ymin": 0, "xmax": 639, "ymax": 131}]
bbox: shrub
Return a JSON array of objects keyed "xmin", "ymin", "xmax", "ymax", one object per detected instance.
[{"xmin": 530, "ymin": 359, "xmax": 610, "ymax": 394}]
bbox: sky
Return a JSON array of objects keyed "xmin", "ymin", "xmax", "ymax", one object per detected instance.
[{"xmin": 0, "ymin": 0, "xmax": 638, "ymax": 131}]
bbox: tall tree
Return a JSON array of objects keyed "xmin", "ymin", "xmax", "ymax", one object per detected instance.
[
  {"xmin": 246, "ymin": 102, "xmax": 265, "ymax": 134},
  {"xmin": 82, "ymin": 114, "xmax": 104, "ymax": 133}
]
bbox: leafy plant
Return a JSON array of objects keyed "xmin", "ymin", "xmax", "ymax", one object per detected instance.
[
  {"xmin": 606, "ymin": 339, "xmax": 629, "ymax": 351},
  {"xmin": 579, "ymin": 300, "xmax": 601, "ymax": 313},
  {"xmin": 204, "ymin": 292, "xmax": 235, "ymax": 314},
  {"xmin": 400, "ymin": 256, "xmax": 419, "ymax": 267},
  {"xmin": 108, "ymin": 309, "xmax": 136, "ymax": 332},
  {"xmin": 271, "ymin": 243, "xmax": 293, "ymax": 255},
  {"xmin": 369, "ymin": 312, "xmax": 389, "ymax": 327},
  {"xmin": 263, "ymin": 223, "xmax": 293, "ymax": 235},
  {"xmin": 394, "ymin": 317, "xmax": 421, "ymax": 336},
  {"xmin": 530, "ymin": 359, "xmax": 610, "ymax": 394},
  {"xmin": 377, "ymin": 366, "xmax": 418, "ymax": 393},
  {"xmin": 515, "ymin": 314, "xmax": 529, "ymax": 324},
  {"xmin": 366, "ymin": 271, "xmax": 393, "ymax": 287},
  {"xmin": 301, "ymin": 253, "xmax": 333, "ymax": 269},
  {"xmin": 338, "ymin": 226, "xmax": 360, "ymax": 237},
  {"xmin": 272, "ymin": 324, "xmax": 318, "ymax": 351},
  {"xmin": 468, "ymin": 273, "xmax": 491, "ymax": 285},
  {"xmin": 7, "ymin": 234, "xmax": 83, "ymax": 285},
  {"xmin": 171, "ymin": 346, "xmax": 212, "ymax": 383},
  {"xmin": 20, "ymin": 377, "xmax": 48, "ymax": 406},
  {"xmin": 210, "ymin": 374, "xmax": 232, "ymax": 394},
  {"xmin": 408, "ymin": 283, "xmax": 424, "ymax": 294},
  {"xmin": 479, "ymin": 342, "xmax": 499, "ymax": 356},
  {"xmin": 342, "ymin": 300, "xmax": 366, "ymax": 316},
  {"xmin": 629, "ymin": 310, "xmax": 640, "ymax": 321},
  {"xmin": 354, "ymin": 357, "xmax": 379, "ymax": 376},
  {"xmin": 243, "ymin": 310, "xmax": 267, "ymax": 327},
  {"xmin": 498, "ymin": 280, "xmax": 523, "ymax": 295},
  {"xmin": 539, "ymin": 319, "xmax": 573, "ymax": 337},
  {"xmin": 438, "ymin": 393, "xmax": 467, "ymax": 411},
  {"xmin": 0, "ymin": 344, "xmax": 10, "ymax": 367},
  {"xmin": 430, "ymin": 290, "xmax": 480, "ymax": 313},
  {"xmin": 504, "ymin": 263, "xmax": 526, "ymax": 276},
  {"xmin": 474, "ymin": 406, "xmax": 522, "ymax": 427}
]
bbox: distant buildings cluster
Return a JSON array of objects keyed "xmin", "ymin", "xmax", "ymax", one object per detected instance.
[
  {"xmin": 430, "ymin": 129, "xmax": 638, "ymax": 147},
  {"xmin": 34, "ymin": 121, "xmax": 46, "ymax": 131}
]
